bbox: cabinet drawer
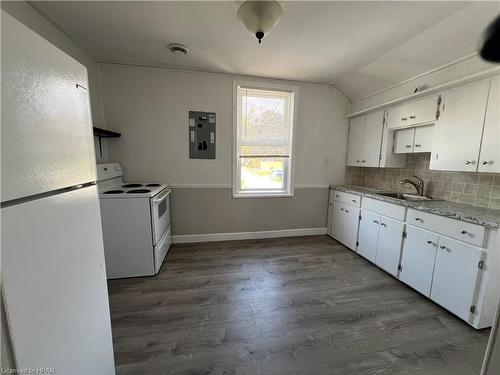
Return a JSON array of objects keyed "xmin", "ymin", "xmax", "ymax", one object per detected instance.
[
  {"xmin": 406, "ymin": 209, "xmax": 485, "ymax": 247},
  {"xmin": 361, "ymin": 197, "xmax": 406, "ymax": 221},
  {"xmin": 334, "ymin": 191, "xmax": 361, "ymax": 207}
]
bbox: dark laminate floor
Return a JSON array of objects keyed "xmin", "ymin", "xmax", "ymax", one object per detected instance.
[{"xmin": 108, "ymin": 236, "xmax": 490, "ymax": 375}]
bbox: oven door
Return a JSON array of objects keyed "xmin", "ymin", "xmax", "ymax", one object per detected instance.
[{"xmin": 150, "ymin": 188, "xmax": 171, "ymax": 245}]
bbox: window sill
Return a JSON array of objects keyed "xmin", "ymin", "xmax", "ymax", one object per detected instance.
[{"xmin": 233, "ymin": 191, "xmax": 294, "ymax": 199}]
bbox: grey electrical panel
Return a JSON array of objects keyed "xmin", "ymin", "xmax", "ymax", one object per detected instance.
[{"xmin": 189, "ymin": 111, "xmax": 216, "ymax": 159}]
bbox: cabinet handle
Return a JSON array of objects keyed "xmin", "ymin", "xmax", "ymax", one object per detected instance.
[
  {"xmin": 380, "ymin": 222, "xmax": 387, "ymax": 227},
  {"xmin": 401, "ymin": 117, "xmax": 407, "ymax": 121},
  {"xmin": 415, "ymin": 144, "xmax": 421, "ymax": 147},
  {"xmin": 340, "ymin": 208, "xmax": 345, "ymax": 212},
  {"xmin": 361, "ymin": 160, "xmax": 366, "ymax": 163},
  {"xmin": 427, "ymin": 240, "xmax": 434, "ymax": 245},
  {"xmin": 410, "ymin": 115, "xmax": 416, "ymax": 119},
  {"xmin": 373, "ymin": 220, "xmax": 379, "ymax": 224},
  {"xmin": 460, "ymin": 230, "xmax": 468, "ymax": 235},
  {"xmin": 406, "ymin": 145, "xmax": 412, "ymax": 148},
  {"xmin": 482, "ymin": 161, "xmax": 489, "ymax": 165},
  {"xmin": 356, "ymin": 160, "xmax": 360, "ymax": 163},
  {"xmin": 440, "ymin": 245, "xmax": 447, "ymax": 250},
  {"xmin": 415, "ymin": 217, "xmax": 423, "ymax": 222},
  {"xmin": 352, "ymin": 200, "xmax": 357, "ymax": 203},
  {"xmin": 336, "ymin": 195, "xmax": 340, "ymax": 198},
  {"xmin": 344, "ymin": 209, "xmax": 349, "ymax": 213},
  {"xmin": 465, "ymin": 160, "xmax": 475, "ymax": 165}
]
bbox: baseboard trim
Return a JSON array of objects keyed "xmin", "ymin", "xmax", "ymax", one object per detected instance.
[{"xmin": 172, "ymin": 227, "xmax": 328, "ymax": 244}]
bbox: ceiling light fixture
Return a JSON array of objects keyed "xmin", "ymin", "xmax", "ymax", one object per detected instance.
[
  {"xmin": 237, "ymin": 1, "xmax": 282, "ymax": 44},
  {"xmin": 167, "ymin": 43, "xmax": 189, "ymax": 56}
]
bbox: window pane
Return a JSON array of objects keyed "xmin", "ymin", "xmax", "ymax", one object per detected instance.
[
  {"xmin": 240, "ymin": 157, "xmax": 286, "ymax": 191},
  {"xmin": 239, "ymin": 88, "xmax": 291, "ymax": 156}
]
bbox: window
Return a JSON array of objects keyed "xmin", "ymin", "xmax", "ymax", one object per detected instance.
[{"xmin": 233, "ymin": 81, "xmax": 297, "ymax": 197}]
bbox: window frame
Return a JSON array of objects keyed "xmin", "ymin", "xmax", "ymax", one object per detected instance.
[{"xmin": 232, "ymin": 80, "xmax": 298, "ymax": 198}]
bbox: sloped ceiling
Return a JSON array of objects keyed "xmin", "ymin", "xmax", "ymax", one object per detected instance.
[{"xmin": 31, "ymin": 1, "xmax": 500, "ymax": 100}]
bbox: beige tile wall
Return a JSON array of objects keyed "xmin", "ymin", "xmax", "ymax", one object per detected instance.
[{"xmin": 345, "ymin": 154, "xmax": 500, "ymax": 209}]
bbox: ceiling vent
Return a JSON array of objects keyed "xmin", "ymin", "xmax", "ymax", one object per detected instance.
[{"xmin": 167, "ymin": 43, "xmax": 189, "ymax": 56}]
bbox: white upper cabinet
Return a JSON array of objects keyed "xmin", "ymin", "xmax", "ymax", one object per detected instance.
[
  {"xmin": 347, "ymin": 110, "xmax": 405, "ymax": 168},
  {"xmin": 394, "ymin": 128, "xmax": 415, "ymax": 153},
  {"xmin": 394, "ymin": 125, "xmax": 434, "ymax": 154},
  {"xmin": 478, "ymin": 77, "xmax": 500, "ymax": 173},
  {"xmin": 346, "ymin": 116, "xmax": 365, "ymax": 166},
  {"xmin": 430, "ymin": 80, "xmax": 490, "ymax": 172},
  {"xmin": 363, "ymin": 111, "xmax": 384, "ymax": 167},
  {"xmin": 413, "ymin": 125, "xmax": 434, "ymax": 153},
  {"xmin": 387, "ymin": 95, "xmax": 439, "ymax": 129}
]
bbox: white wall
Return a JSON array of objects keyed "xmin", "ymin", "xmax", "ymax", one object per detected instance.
[
  {"xmin": 99, "ymin": 63, "xmax": 349, "ymax": 235},
  {"xmin": 99, "ymin": 63, "xmax": 349, "ymax": 188}
]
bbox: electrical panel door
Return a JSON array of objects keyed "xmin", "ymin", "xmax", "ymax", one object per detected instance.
[{"xmin": 189, "ymin": 111, "xmax": 216, "ymax": 159}]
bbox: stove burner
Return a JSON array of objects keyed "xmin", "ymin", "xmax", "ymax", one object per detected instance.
[
  {"xmin": 122, "ymin": 183, "xmax": 143, "ymax": 188},
  {"xmin": 104, "ymin": 190, "xmax": 124, "ymax": 194},
  {"xmin": 126, "ymin": 189, "xmax": 151, "ymax": 194},
  {"xmin": 146, "ymin": 183, "xmax": 161, "ymax": 187}
]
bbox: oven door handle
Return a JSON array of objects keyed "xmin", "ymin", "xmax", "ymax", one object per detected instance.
[{"xmin": 153, "ymin": 188, "xmax": 171, "ymax": 204}]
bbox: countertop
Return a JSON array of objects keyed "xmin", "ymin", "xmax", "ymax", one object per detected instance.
[{"xmin": 331, "ymin": 185, "xmax": 500, "ymax": 229}]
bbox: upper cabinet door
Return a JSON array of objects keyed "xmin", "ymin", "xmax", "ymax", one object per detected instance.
[
  {"xmin": 375, "ymin": 217, "xmax": 404, "ymax": 277},
  {"xmin": 478, "ymin": 77, "xmax": 500, "ymax": 173},
  {"xmin": 387, "ymin": 95, "xmax": 438, "ymax": 129},
  {"xmin": 346, "ymin": 116, "xmax": 365, "ymax": 166},
  {"xmin": 430, "ymin": 236, "xmax": 484, "ymax": 323},
  {"xmin": 394, "ymin": 128, "xmax": 415, "ymax": 153},
  {"xmin": 430, "ymin": 80, "xmax": 490, "ymax": 172},
  {"xmin": 413, "ymin": 125, "xmax": 434, "ymax": 153},
  {"xmin": 362, "ymin": 111, "xmax": 384, "ymax": 167},
  {"xmin": 386, "ymin": 104, "xmax": 405, "ymax": 129},
  {"xmin": 1, "ymin": 12, "xmax": 97, "ymax": 203},
  {"xmin": 404, "ymin": 95, "xmax": 438, "ymax": 127}
]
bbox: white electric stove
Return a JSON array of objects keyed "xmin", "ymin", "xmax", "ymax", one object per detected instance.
[{"xmin": 97, "ymin": 163, "xmax": 172, "ymax": 279}]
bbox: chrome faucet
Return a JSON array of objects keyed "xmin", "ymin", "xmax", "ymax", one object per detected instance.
[{"xmin": 400, "ymin": 176, "xmax": 424, "ymax": 196}]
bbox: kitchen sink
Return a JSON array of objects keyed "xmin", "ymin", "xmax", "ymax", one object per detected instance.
[{"xmin": 378, "ymin": 192, "xmax": 435, "ymax": 201}]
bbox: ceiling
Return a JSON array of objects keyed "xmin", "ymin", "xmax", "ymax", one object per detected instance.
[{"xmin": 31, "ymin": 1, "xmax": 500, "ymax": 100}]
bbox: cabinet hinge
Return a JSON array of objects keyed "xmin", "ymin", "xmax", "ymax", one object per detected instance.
[
  {"xmin": 435, "ymin": 95, "xmax": 442, "ymax": 120},
  {"xmin": 478, "ymin": 260, "xmax": 484, "ymax": 270},
  {"xmin": 398, "ymin": 265, "xmax": 403, "ymax": 272},
  {"xmin": 470, "ymin": 305, "xmax": 476, "ymax": 314},
  {"xmin": 402, "ymin": 231, "xmax": 407, "ymax": 238}
]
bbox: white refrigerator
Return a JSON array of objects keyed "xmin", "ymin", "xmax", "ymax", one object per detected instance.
[{"xmin": 1, "ymin": 11, "xmax": 115, "ymax": 374}]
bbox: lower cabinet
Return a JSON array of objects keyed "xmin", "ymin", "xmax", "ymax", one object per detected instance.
[
  {"xmin": 357, "ymin": 210, "xmax": 380, "ymax": 262},
  {"xmin": 375, "ymin": 217, "xmax": 404, "ymax": 277},
  {"xmin": 399, "ymin": 225, "xmax": 439, "ymax": 297},
  {"xmin": 332, "ymin": 201, "xmax": 360, "ymax": 251},
  {"xmin": 430, "ymin": 236, "xmax": 485, "ymax": 322},
  {"xmin": 357, "ymin": 209, "xmax": 404, "ymax": 276}
]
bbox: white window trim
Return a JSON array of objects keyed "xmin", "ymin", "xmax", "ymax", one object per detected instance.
[{"xmin": 232, "ymin": 80, "xmax": 298, "ymax": 198}]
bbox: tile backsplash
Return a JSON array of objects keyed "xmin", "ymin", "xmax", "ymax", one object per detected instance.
[{"xmin": 345, "ymin": 154, "xmax": 500, "ymax": 209}]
